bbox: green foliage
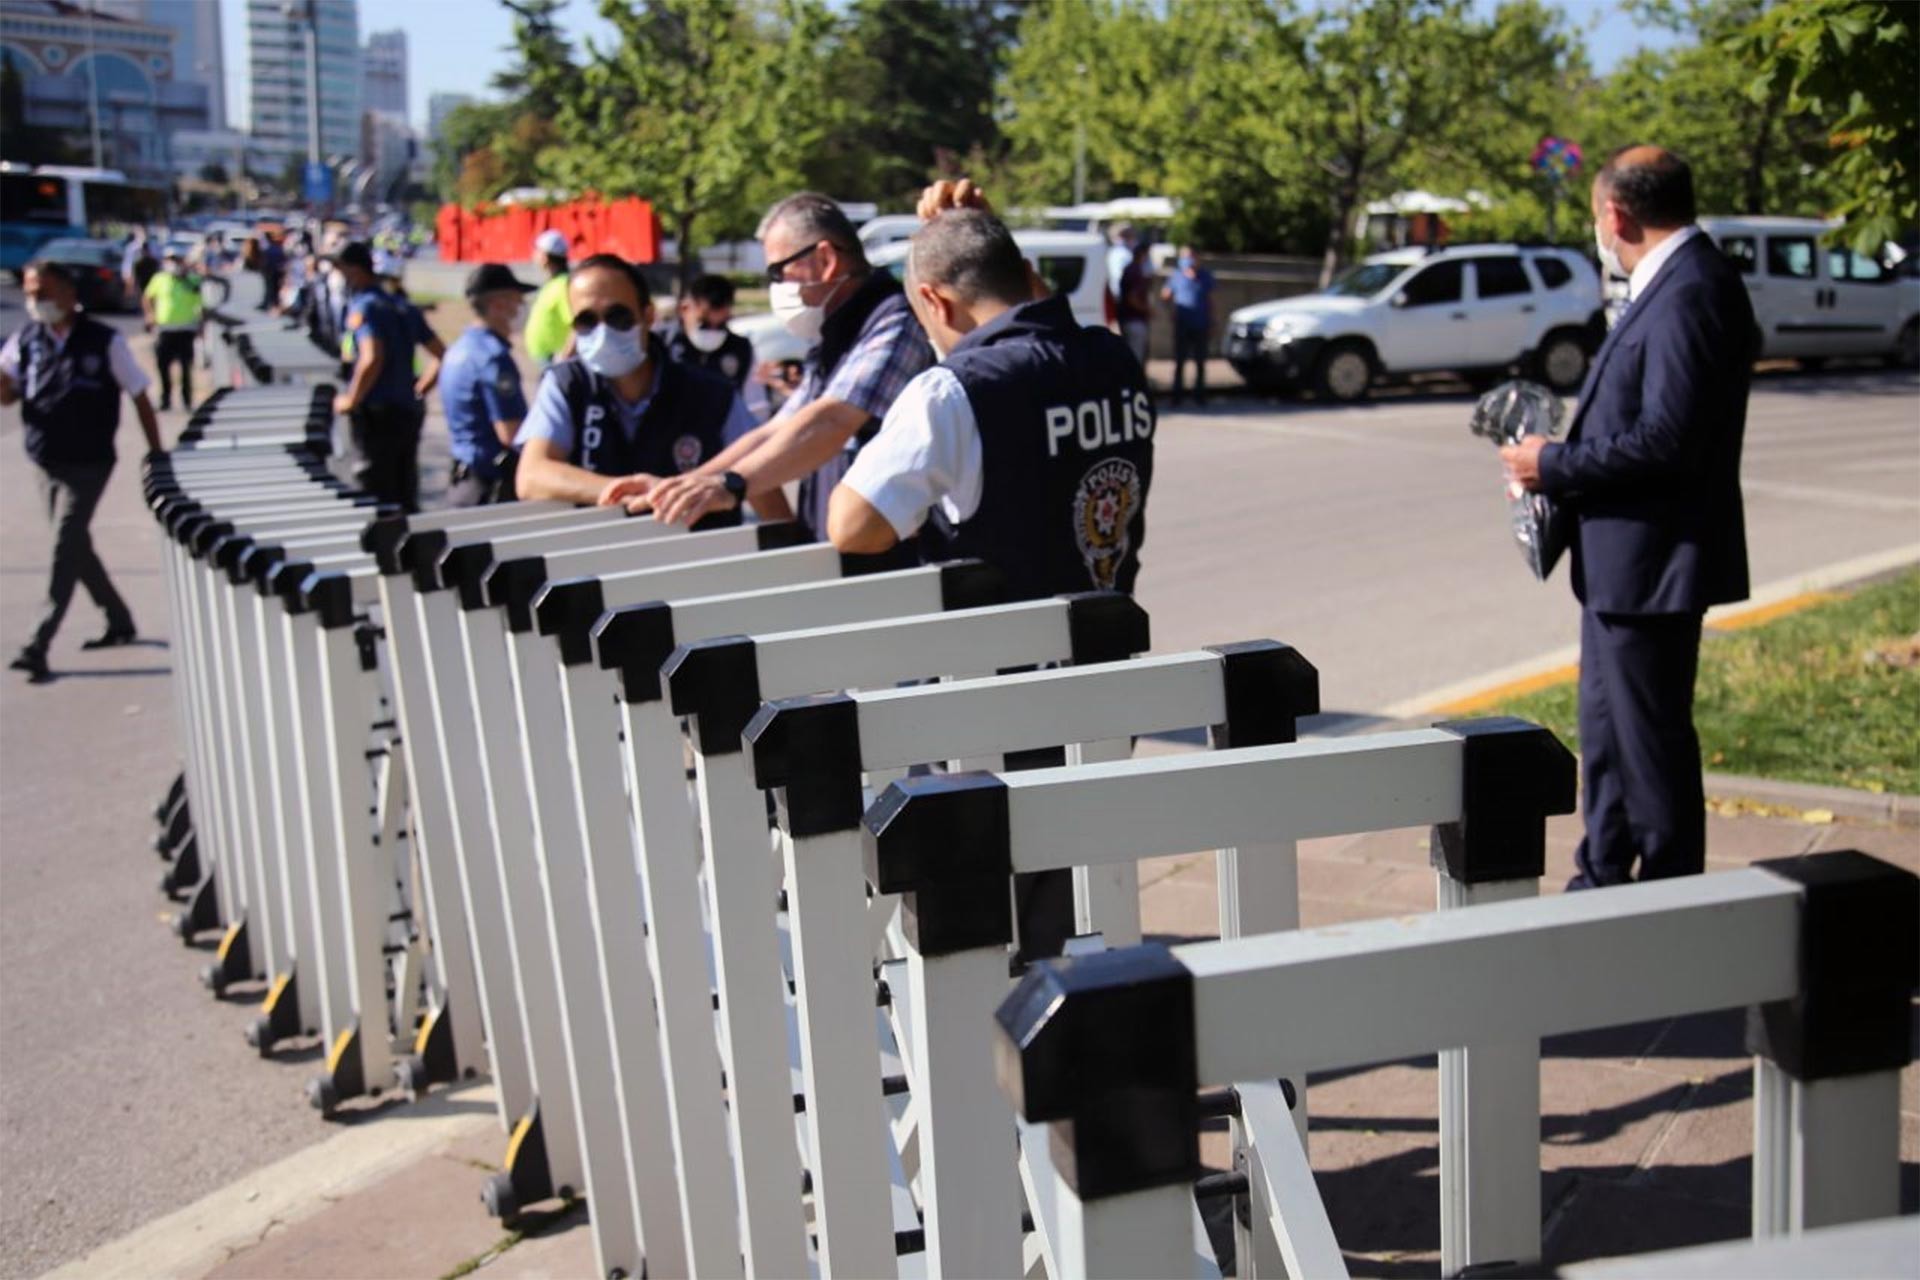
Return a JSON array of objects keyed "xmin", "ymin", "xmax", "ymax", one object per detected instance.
[
  {"xmin": 1739, "ymin": 0, "xmax": 1918, "ymax": 252},
  {"xmin": 1496, "ymin": 573, "xmax": 1920, "ymax": 795}
]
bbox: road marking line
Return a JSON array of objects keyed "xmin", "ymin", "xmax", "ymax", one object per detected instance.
[
  {"xmin": 1743, "ymin": 479, "xmax": 1919, "ymax": 512},
  {"xmin": 1707, "ymin": 591, "xmax": 1839, "ymax": 631},
  {"xmin": 1383, "ymin": 543, "xmax": 1920, "ymax": 719},
  {"xmin": 37, "ymin": 1082, "xmax": 500, "ymax": 1280}
]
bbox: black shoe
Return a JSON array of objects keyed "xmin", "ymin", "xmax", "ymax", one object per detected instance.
[
  {"xmin": 9, "ymin": 651, "xmax": 50, "ymax": 682},
  {"xmin": 81, "ymin": 628, "xmax": 138, "ymax": 650},
  {"xmin": 157, "ymin": 399, "xmax": 172, "ymax": 412}
]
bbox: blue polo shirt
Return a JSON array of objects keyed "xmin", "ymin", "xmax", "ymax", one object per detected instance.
[
  {"xmin": 1164, "ymin": 266, "xmax": 1216, "ymax": 332},
  {"xmin": 346, "ymin": 287, "xmax": 419, "ymax": 407},
  {"xmin": 440, "ymin": 325, "xmax": 527, "ymax": 475}
]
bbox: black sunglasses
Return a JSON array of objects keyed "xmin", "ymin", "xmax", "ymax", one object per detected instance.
[
  {"xmin": 765, "ymin": 241, "xmax": 822, "ymax": 284},
  {"xmin": 571, "ymin": 303, "xmax": 638, "ymax": 334}
]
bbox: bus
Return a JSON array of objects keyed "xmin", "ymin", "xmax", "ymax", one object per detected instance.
[{"xmin": 0, "ymin": 164, "xmax": 169, "ymax": 274}]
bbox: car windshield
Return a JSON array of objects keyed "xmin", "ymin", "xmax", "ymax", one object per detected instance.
[
  {"xmin": 1320, "ymin": 262, "xmax": 1413, "ymax": 297},
  {"xmin": 1323, "ymin": 262, "xmax": 1406, "ymax": 298},
  {"xmin": 40, "ymin": 239, "xmax": 109, "ymax": 259}
]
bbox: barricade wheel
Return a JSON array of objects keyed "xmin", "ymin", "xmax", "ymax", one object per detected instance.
[
  {"xmin": 395, "ymin": 1054, "xmax": 428, "ymax": 1096},
  {"xmin": 200, "ymin": 964, "xmax": 226, "ymax": 996},
  {"xmin": 481, "ymin": 1171, "xmax": 518, "ymax": 1221},
  {"xmin": 307, "ymin": 1075, "xmax": 339, "ymax": 1119},
  {"xmin": 244, "ymin": 1017, "xmax": 273, "ymax": 1056}
]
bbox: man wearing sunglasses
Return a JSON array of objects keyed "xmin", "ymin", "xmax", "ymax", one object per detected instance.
[
  {"xmin": 513, "ymin": 254, "xmax": 788, "ymax": 523},
  {"xmin": 635, "ymin": 193, "xmax": 931, "ymax": 542}
]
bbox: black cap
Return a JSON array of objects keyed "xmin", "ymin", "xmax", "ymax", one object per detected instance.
[
  {"xmin": 336, "ymin": 241, "xmax": 374, "ymax": 273},
  {"xmin": 464, "ymin": 263, "xmax": 537, "ymax": 299}
]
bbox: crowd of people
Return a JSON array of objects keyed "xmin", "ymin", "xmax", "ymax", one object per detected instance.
[{"xmin": 5, "ymin": 148, "xmax": 1756, "ymax": 895}]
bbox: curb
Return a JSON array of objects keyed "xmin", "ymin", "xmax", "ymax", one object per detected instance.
[{"xmin": 1703, "ymin": 771, "xmax": 1920, "ymax": 829}]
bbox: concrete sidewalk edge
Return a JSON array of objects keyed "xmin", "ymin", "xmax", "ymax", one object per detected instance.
[
  {"xmin": 36, "ymin": 1082, "xmax": 499, "ymax": 1280},
  {"xmin": 1702, "ymin": 770, "xmax": 1920, "ymax": 829}
]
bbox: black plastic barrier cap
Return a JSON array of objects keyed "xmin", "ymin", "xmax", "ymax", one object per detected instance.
[
  {"xmin": 404, "ymin": 529, "xmax": 451, "ymax": 592},
  {"xmin": 755, "ymin": 521, "xmax": 809, "ymax": 551},
  {"xmin": 1204, "ymin": 640, "xmax": 1321, "ymax": 748},
  {"xmin": 1063, "ymin": 592, "xmax": 1151, "ymax": 665},
  {"xmin": 938, "ymin": 559, "xmax": 1009, "ymax": 611},
  {"xmin": 865, "ymin": 771, "xmax": 1014, "ymax": 956},
  {"xmin": 591, "ymin": 602, "xmax": 676, "ymax": 703},
  {"xmin": 1430, "ymin": 717, "xmax": 1577, "ymax": 885},
  {"xmin": 1747, "ymin": 850, "xmax": 1919, "ymax": 1081},
  {"xmin": 302, "ymin": 572, "xmax": 358, "ymax": 629},
  {"xmin": 190, "ymin": 520, "xmax": 235, "ymax": 557},
  {"xmin": 531, "ymin": 577, "xmax": 606, "ymax": 666},
  {"xmin": 273, "ymin": 560, "xmax": 316, "ymax": 610},
  {"xmin": 742, "ymin": 692, "xmax": 864, "ymax": 837},
  {"xmin": 993, "ymin": 944, "xmax": 1201, "ymax": 1199},
  {"xmin": 439, "ymin": 542, "xmax": 496, "ymax": 608},
  {"xmin": 486, "ymin": 557, "xmax": 549, "ymax": 632},
  {"xmin": 664, "ymin": 636, "xmax": 761, "ymax": 756},
  {"xmin": 362, "ymin": 513, "xmax": 411, "ymax": 567}
]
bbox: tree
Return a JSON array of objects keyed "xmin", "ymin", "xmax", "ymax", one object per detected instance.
[
  {"xmin": 495, "ymin": 0, "xmax": 575, "ymax": 119},
  {"xmin": 539, "ymin": 0, "xmax": 837, "ymax": 288},
  {"xmin": 1739, "ymin": 0, "xmax": 1917, "ymax": 250}
]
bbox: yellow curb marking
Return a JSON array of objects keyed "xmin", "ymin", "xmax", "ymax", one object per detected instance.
[{"xmin": 1427, "ymin": 588, "xmax": 1846, "ymax": 717}]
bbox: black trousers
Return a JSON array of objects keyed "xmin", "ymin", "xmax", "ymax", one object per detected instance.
[
  {"xmin": 24, "ymin": 460, "xmax": 132, "ymax": 658},
  {"xmin": 349, "ymin": 402, "xmax": 425, "ymax": 513},
  {"xmin": 1172, "ymin": 326, "xmax": 1210, "ymax": 402},
  {"xmin": 155, "ymin": 330, "xmax": 196, "ymax": 408},
  {"xmin": 1572, "ymin": 608, "xmax": 1706, "ymax": 887}
]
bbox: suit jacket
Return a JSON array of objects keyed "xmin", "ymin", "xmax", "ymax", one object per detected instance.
[{"xmin": 1537, "ymin": 232, "xmax": 1753, "ymax": 615}]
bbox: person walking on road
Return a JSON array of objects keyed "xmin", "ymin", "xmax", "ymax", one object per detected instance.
[
  {"xmin": 143, "ymin": 250, "xmax": 204, "ymax": 411},
  {"xmin": 525, "ymin": 229, "xmax": 573, "ymax": 368},
  {"xmin": 1116, "ymin": 242, "xmax": 1153, "ymax": 368},
  {"xmin": 0, "ymin": 260, "xmax": 166, "ymax": 683},
  {"xmin": 1501, "ymin": 145, "xmax": 1752, "ymax": 889},
  {"xmin": 1160, "ymin": 244, "xmax": 1216, "ymax": 406},
  {"xmin": 440, "ymin": 263, "xmax": 536, "ymax": 507},
  {"xmin": 332, "ymin": 242, "xmax": 438, "ymax": 513}
]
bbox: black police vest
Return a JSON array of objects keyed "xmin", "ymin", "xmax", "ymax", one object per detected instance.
[
  {"xmin": 658, "ymin": 322, "xmax": 755, "ymax": 391},
  {"xmin": 928, "ymin": 294, "xmax": 1154, "ymax": 601},
  {"xmin": 14, "ymin": 316, "xmax": 123, "ymax": 467},
  {"xmin": 550, "ymin": 342, "xmax": 741, "ymax": 528}
]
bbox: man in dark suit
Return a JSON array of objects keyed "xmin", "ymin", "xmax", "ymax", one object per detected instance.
[{"xmin": 1502, "ymin": 145, "xmax": 1752, "ymax": 887}]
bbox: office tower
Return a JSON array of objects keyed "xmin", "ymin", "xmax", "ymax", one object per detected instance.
[
  {"xmin": 362, "ymin": 28, "xmax": 404, "ymax": 117},
  {"xmin": 247, "ymin": 0, "xmax": 361, "ymax": 160}
]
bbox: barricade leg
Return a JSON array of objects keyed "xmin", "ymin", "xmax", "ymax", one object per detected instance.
[{"xmin": 283, "ymin": 611, "xmax": 359, "ymax": 1058}]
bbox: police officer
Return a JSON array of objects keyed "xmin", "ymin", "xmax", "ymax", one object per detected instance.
[
  {"xmin": 829, "ymin": 206, "xmax": 1154, "ymax": 600},
  {"xmin": 830, "ymin": 203, "xmax": 1154, "ymax": 962},
  {"xmin": 514, "ymin": 254, "xmax": 788, "ymax": 524},
  {"xmin": 658, "ymin": 274, "xmax": 755, "ymax": 391},
  {"xmin": 0, "ymin": 260, "xmax": 167, "ymax": 683},
  {"xmin": 331, "ymin": 241, "xmax": 444, "ymax": 513},
  {"xmin": 440, "ymin": 263, "xmax": 536, "ymax": 507},
  {"xmin": 524, "ymin": 229, "xmax": 573, "ymax": 368}
]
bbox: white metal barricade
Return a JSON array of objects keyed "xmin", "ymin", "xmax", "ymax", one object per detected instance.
[{"xmin": 995, "ymin": 851, "xmax": 1917, "ymax": 1278}]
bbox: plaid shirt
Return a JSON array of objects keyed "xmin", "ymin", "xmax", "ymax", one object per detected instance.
[{"xmin": 780, "ymin": 285, "xmax": 932, "ymax": 537}]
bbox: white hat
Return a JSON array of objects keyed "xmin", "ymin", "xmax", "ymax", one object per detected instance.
[{"xmin": 534, "ymin": 229, "xmax": 569, "ymax": 258}]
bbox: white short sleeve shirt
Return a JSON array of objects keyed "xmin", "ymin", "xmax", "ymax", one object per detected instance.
[{"xmin": 837, "ymin": 365, "xmax": 985, "ymax": 539}]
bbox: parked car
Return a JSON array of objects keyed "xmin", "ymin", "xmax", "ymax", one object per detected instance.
[
  {"xmin": 32, "ymin": 237, "xmax": 134, "ymax": 313},
  {"xmin": 732, "ymin": 228, "xmax": 1113, "ymax": 379},
  {"xmin": 1696, "ymin": 216, "xmax": 1920, "ymax": 369},
  {"xmin": 1226, "ymin": 243, "xmax": 1603, "ymax": 402}
]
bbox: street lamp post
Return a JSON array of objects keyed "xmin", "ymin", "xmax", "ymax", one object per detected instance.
[{"xmin": 82, "ymin": 3, "xmax": 103, "ymax": 168}]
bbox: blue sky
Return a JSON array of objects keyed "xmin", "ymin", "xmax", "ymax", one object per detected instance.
[{"xmin": 215, "ymin": 0, "xmax": 1682, "ymax": 135}]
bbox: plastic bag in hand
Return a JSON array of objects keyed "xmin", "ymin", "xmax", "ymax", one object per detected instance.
[{"xmin": 1470, "ymin": 380, "xmax": 1568, "ymax": 581}]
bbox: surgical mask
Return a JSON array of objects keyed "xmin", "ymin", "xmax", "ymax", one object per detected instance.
[
  {"xmin": 26, "ymin": 298, "xmax": 71, "ymax": 326},
  {"xmin": 685, "ymin": 324, "xmax": 728, "ymax": 353},
  {"xmin": 167, "ymin": 261, "xmax": 186, "ymax": 277},
  {"xmin": 1594, "ymin": 224, "xmax": 1625, "ymax": 280},
  {"xmin": 770, "ymin": 279, "xmax": 837, "ymax": 342},
  {"xmin": 1178, "ymin": 255, "xmax": 1194, "ymax": 271},
  {"xmin": 576, "ymin": 322, "xmax": 646, "ymax": 378}
]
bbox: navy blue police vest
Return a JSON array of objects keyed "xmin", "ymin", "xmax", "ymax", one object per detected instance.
[
  {"xmin": 928, "ymin": 294, "xmax": 1154, "ymax": 600},
  {"xmin": 550, "ymin": 339, "xmax": 741, "ymax": 528},
  {"xmin": 14, "ymin": 315, "xmax": 123, "ymax": 467},
  {"xmin": 657, "ymin": 322, "xmax": 755, "ymax": 392}
]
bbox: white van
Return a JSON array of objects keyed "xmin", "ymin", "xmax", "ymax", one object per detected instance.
[{"xmin": 1697, "ymin": 216, "xmax": 1920, "ymax": 367}]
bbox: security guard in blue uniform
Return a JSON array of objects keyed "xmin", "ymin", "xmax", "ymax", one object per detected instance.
[
  {"xmin": 439, "ymin": 263, "xmax": 536, "ymax": 507},
  {"xmin": 515, "ymin": 254, "xmax": 788, "ymax": 524},
  {"xmin": 831, "ymin": 207, "xmax": 1153, "ymax": 600},
  {"xmin": 830, "ymin": 203, "xmax": 1155, "ymax": 961},
  {"xmin": 332, "ymin": 241, "xmax": 444, "ymax": 513}
]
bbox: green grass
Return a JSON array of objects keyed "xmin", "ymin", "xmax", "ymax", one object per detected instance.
[{"xmin": 1494, "ymin": 571, "xmax": 1920, "ymax": 796}]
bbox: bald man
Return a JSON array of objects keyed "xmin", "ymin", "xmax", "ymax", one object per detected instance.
[{"xmin": 1502, "ymin": 145, "xmax": 1753, "ymax": 888}]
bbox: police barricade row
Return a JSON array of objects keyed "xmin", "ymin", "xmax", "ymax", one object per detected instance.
[
  {"xmin": 203, "ymin": 311, "xmax": 339, "ymax": 389},
  {"xmin": 144, "ymin": 415, "xmax": 1918, "ymax": 1278}
]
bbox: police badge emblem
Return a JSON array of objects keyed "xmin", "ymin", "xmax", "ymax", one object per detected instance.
[
  {"xmin": 672, "ymin": 434, "xmax": 704, "ymax": 472},
  {"xmin": 721, "ymin": 354, "xmax": 740, "ymax": 379},
  {"xmin": 1072, "ymin": 457, "xmax": 1143, "ymax": 590},
  {"xmin": 79, "ymin": 353, "xmax": 102, "ymax": 376}
]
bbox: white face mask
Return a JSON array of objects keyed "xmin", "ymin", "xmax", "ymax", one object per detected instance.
[
  {"xmin": 769, "ymin": 280, "xmax": 826, "ymax": 341},
  {"xmin": 577, "ymin": 322, "xmax": 646, "ymax": 379},
  {"xmin": 685, "ymin": 324, "xmax": 728, "ymax": 353},
  {"xmin": 26, "ymin": 297, "xmax": 71, "ymax": 326},
  {"xmin": 1594, "ymin": 222, "xmax": 1625, "ymax": 280}
]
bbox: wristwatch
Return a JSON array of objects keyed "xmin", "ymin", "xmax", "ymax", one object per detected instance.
[{"xmin": 720, "ymin": 471, "xmax": 748, "ymax": 504}]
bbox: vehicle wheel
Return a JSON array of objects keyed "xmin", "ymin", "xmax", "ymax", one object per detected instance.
[
  {"xmin": 1533, "ymin": 331, "xmax": 1589, "ymax": 393},
  {"xmin": 1800, "ymin": 356, "xmax": 1827, "ymax": 373},
  {"xmin": 1312, "ymin": 342, "xmax": 1373, "ymax": 403},
  {"xmin": 1888, "ymin": 319, "xmax": 1919, "ymax": 370}
]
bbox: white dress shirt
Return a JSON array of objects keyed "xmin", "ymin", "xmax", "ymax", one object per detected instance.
[
  {"xmin": 0, "ymin": 322, "xmax": 151, "ymax": 396},
  {"xmin": 838, "ymin": 364, "xmax": 985, "ymax": 538},
  {"xmin": 1627, "ymin": 224, "xmax": 1701, "ymax": 303}
]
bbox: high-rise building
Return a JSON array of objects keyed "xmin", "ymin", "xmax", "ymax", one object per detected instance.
[
  {"xmin": 95, "ymin": 0, "xmax": 225, "ymax": 130},
  {"xmin": 362, "ymin": 27, "xmax": 404, "ymax": 117},
  {"xmin": 247, "ymin": 0, "xmax": 360, "ymax": 161},
  {"xmin": 426, "ymin": 90, "xmax": 472, "ymax": 144},
  {"xmin": 0, "ymin": 0, "xmax": 211, "ymax": 181}
]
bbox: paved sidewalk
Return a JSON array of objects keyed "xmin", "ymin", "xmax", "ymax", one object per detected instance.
[{"xmin": 54, "ymin": 804, "xmax": 1914, "ymax": 1280}]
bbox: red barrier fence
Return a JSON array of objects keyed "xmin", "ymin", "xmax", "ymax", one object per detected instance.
[{"xmin": 435, "ymin": 196, "xmax": 661, "ymax": 265}]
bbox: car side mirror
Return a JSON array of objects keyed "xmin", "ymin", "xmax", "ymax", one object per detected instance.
[{"xmin": 1391, "ymin": 292, "xmax": 1409, "ymax": 309}]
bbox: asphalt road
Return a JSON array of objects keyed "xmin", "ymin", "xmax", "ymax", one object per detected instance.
[{"xmin": 0, "ymin": 281, "xmax": 1914, "ymax": 1274}]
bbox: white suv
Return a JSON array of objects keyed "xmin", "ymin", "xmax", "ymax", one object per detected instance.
[{"xmin": 1226, "ymin": 244, "xmax": 1604, "ymax": 402}]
